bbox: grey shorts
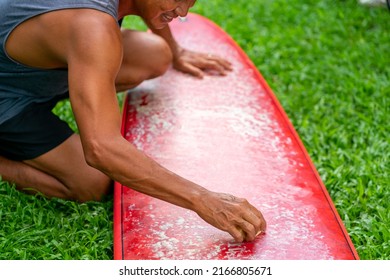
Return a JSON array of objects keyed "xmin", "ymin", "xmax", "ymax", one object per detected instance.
[{"xmin": 0, "ymin": 97, "xmax": 74, "ymax": 161}]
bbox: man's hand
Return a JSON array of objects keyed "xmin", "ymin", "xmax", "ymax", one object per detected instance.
[
  {"xmin": 194, "ymin": 191, "xmax": 267, "ymax": 242},
  {"xmin": 173, "ymin": 47, "xmax": 233, "ymax": 78},
  {"xmin": 149, "ymin": 23, "xmax": 232, "ymax": 78}
]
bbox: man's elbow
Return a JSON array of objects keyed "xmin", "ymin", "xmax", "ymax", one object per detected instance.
[{"xmin": 83, "ymin": 138, "xmax": 110, "ymax": 171}]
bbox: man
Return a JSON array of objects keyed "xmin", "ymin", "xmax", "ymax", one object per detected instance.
[{"xmin": 0, "ymin": 0, "xmax": 266, "ymax": 242}]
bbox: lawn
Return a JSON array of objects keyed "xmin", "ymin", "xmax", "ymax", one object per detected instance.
[{"xmin": 1, "ymin": 0, "xmax": 389, "ymax": 260}]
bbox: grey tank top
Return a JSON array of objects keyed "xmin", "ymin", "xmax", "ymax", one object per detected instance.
[{"xmin": 0, "ymin": 0, "xmax": 119, "ymax": 124}]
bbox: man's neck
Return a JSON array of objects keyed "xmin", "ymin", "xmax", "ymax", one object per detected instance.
[{"xmin": 118, "ymin": 0, "xmax": 139, "ymax": 19}]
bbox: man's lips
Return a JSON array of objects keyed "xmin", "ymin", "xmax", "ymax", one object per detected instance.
[{"xmin": 161, "ymin": 13, "xmax": 176, "ymax": 23}]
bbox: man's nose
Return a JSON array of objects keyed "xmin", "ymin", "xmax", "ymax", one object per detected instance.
[{"xmin": 175, "ymin": 4, "xmax": 189, "ymax": 17}]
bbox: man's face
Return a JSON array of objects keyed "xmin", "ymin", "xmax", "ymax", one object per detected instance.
[{"xmin": 135, "ymin": 0, "xmax": 197, "ymax": 29}]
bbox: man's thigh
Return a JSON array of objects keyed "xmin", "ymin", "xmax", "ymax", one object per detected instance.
[
  {"xmin": 0, "ymin": 99, "xmax": 110, "ymax": 201},
  {"xmin": 0, "ymin": 98, "xmax": 72, "ymax": 161}
]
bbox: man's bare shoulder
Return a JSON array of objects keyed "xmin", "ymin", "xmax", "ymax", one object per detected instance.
[{"xmin": 6, "ymin": 8, "xmax": 120, "ymax": 69}]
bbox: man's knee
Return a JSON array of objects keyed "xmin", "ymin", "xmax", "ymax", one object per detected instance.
[
  {"xmin": 116, "ymin": 32, "xmax": 173, "ymax": 90},
  {"xmin": 132, "ymin": 34, "xmax": 172, "ymax": 80}
]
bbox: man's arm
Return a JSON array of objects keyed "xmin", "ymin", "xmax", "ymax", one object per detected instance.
[{"xmin": 67, "ymin": 11, "xmax": 265, "ymax": 242}]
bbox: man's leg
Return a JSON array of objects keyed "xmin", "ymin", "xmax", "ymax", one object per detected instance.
[
  {"xmin": 0, "ymin": 134, "xmax": 111, "ymax": 202},
  {"xmin": 0, "ymin": 155, "xmax": 67, "ymax": 197},
  {"xmin": 115, "ymin": 29, "xmax": 173, "ymax": 91}
]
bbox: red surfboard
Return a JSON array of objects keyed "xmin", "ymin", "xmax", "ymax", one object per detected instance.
[{"xmin": 113, "ymin": 13, "xmax": 358, "ymax": 260}]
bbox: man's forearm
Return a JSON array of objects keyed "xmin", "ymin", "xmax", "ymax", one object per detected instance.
[{"xmin": 148, "ymin": 24, "xmax": 182, "ymax": 57}]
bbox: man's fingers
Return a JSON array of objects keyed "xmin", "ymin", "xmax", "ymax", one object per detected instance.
[
  {"xmin": 214, "ymin": 58, "xmax": 233, "ymax": 72},
  {"xmin": 231, "ymin": 199, "xmax": 267, "ymax": 242},
  {"xmin": 229, "ymin": 221, "xmax": 263, "ymax": 243},
  {"xmin": 172, "ymin": 49, "xmax": 233, "ymax": 78},
  {"xmin": 205, "ymin": 54, "xmax": 233, "ymax": 70},
  {"xmin": 234, "ymin": 212, "xmax": 266, "ymax": 242},
  {"xmin": 181, "ymin": 63, "xmax": 204, "ymax": 79},
  {"xmin": 238, "ymin": 220, "xmax": 257, "ymax": 242},
  {"xmin": 244, "ymin": 204, "xmax": 267, "ymax": 233},
  {"xmin": 201, "ymin": 57, "xmax": 232, "ymax": 75},
  {"xmin": 227, "ymin": 226, "xmax": 246, "ymax": 243},
  {"xmin": 203, "ymin": 60, "xmax": 228, "ymax": 75}
]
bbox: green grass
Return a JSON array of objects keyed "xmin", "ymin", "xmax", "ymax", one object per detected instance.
[
  {"xmin": 1, "ymin": 0, "xmax": 389, "ymax": 259},
  {"xmin": 0, "ymin": 182, "xmax": 113, "ymax": 260}
]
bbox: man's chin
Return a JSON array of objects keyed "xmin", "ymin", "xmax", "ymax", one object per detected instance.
[
  {"xmin": 149, "ymin": 19, "xmax": 169, "ymax": 30},
  {"xmin": 153, "ymin": 23, "xmax": 168, "ymax": 30}
]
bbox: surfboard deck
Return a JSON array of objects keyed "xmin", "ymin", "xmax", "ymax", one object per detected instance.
[{"xmin": 113, "ymin": 13, "xmax": 358, "ymax": 260}]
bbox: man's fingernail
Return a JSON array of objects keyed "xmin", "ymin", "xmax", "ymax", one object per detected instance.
[{"xmin": 256, "ymin": 230, "xmax": 264, "ymax": 237}]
